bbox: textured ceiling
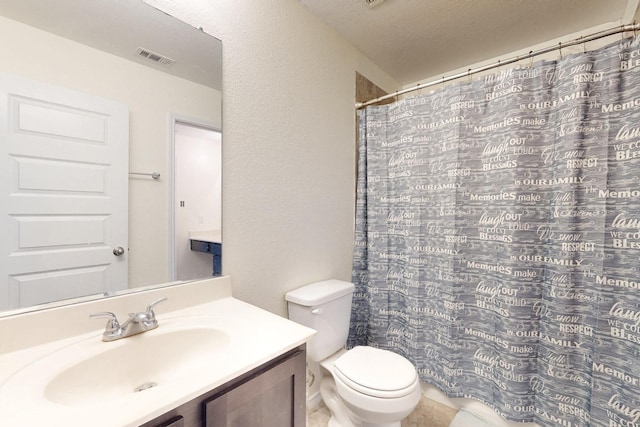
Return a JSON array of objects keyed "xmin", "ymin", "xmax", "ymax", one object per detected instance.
[
  {"xmin": 300, "ymin": 0, "xmax": 637, "ymax": 86},
  {"xmin": 0, "ymin": 0, "xmax": 222, "ymax": 90}
]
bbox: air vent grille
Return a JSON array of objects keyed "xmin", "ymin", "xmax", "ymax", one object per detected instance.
[
  {"xmin": 363, "ymin": 0, "xmax": 385, "ymax": 8},
  {"xmin": 135, "ymin": 47, "xmax": 175, "ymax": 66}
]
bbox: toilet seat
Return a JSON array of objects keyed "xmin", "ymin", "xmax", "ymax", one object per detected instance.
[{"xmin": 333, "ymin": 346, "xmax": 418, "ymax": 399}]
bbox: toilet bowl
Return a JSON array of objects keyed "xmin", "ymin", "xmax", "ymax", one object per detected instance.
[
  {"xmin": 285, "ymin": 280, "xmax": 421, "ymax": 427},
  {"xmin": 325, "ymin": 347, "xmax": 421, "ymax": 427}
]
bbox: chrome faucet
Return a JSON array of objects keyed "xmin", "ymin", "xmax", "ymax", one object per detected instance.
[{"xmin": 90, "ymin": 297, "xmax": 168, "ymax": 342}]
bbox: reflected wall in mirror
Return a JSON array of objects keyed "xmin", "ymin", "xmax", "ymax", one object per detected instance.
[{"xmin": 0, "ymin": 0, "xmax": 222, "ymax": 316}]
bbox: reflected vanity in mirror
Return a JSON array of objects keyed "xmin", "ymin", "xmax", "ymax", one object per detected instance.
[{"xmin": 0, "ymin": 0, "xmax": 222, "ymax": 315}]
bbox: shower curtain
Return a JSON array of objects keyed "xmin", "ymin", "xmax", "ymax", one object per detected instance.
[{"xmin": 349, "ymin": 35, "xmax": 640, "ymax": 427}]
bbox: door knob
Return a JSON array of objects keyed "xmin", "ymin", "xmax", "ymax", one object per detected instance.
[{"xmin": 113, "ymin": 246, "xmax": 126, "ymax": 256}]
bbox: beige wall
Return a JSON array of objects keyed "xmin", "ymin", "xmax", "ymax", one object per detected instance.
[
  {"xmin": 406, "ymin": 15, "xmax": 640, "ymax": 91},
  {"xmin": 0, "ymin": 16, "xmax": 221, "ymax": 288},
  {"xmin": 144, "ymin": 0, "xmax": 400, "ymax": 316}
]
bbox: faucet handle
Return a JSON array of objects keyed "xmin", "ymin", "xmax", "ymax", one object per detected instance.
[
  {"xmin": 89, "ymin": 311, "xmax": 120, "ymax": 333},
  {"xmin": 145, "ymin": 297, "xmax": 168, "ymax": 319},
  {"xmin": 146, "ymin": 297, "xmax": 168, "ymax": 312}
]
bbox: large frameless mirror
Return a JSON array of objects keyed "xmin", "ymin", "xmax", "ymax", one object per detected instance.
[{"xmin": 0, "ymin": 0, "xmax": 222, "ymax": 316}]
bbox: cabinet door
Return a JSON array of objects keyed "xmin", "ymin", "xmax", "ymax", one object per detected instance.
[
  {"xmin": 155, "ymin": 415, "xmax": 184, "ymax": 427},
  {"xmin": 204, "ymin": 350, "xmax": 306, "ymax": 427}
]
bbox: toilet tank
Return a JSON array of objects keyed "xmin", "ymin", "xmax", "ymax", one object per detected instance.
[{"xmin": 285, "ymin": 280, "xmax": 355, "ymax": 362}]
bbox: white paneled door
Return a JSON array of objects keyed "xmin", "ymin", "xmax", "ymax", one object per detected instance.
[{"xmin": 0, "ymin": 73, "xmax": 129, "ymax": 310}]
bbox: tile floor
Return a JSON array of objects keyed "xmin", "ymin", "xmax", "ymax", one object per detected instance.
[{"xmin": 307, "ymin": 396, "xmax": 459, "ymax": 427}]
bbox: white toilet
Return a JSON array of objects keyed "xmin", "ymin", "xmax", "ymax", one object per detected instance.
[{"xmin": 285, "ymin": 279, "xmax": 421, "ymax": 427}]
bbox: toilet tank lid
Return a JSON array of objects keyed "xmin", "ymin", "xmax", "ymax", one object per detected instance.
[{"xmin": 285, "ymin": 280, "xmax": 355, "ymax": 306}]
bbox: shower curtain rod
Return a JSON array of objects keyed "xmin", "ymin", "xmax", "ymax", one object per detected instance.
[{"xmin": 356, "ymin": 22, "xmax": 640, "ymax": 109}]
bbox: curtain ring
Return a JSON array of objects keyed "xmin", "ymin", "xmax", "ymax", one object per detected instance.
[
  {"xmin": 467, "ymin": 68, "xmax": 472, "ymax": 83},
  {"xmin": 581, "ymin": 36, "xmax": 586, "ymax": 54},
  {"xmin": 528, "ymin": 51, "xmax": 533, "ymax": 68},
  {"xmin": 418, "ymin": 82, "xmax": 428, "ymax": 97},
  {"xmin": 558, "ymin": 42, "xmax": 563, "ymax": 58}
]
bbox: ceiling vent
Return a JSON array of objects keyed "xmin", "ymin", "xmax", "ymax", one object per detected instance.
[
  {"xmin": 135, "ymin": 47, "xmax": 175, "ymax": 66},
  {"xmin": 363, "ymin": 0, "xmax": 385, "ymax": 8}
]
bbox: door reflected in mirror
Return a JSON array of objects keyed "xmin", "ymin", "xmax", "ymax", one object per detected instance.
[{"xmin": 0, "ymin": 0, "xmax": 222, "ymax": 315}]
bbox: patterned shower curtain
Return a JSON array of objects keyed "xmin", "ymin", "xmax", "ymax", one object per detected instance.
[{"xmin": 349, "ymin": 35, "xmax": 640, "ymax": 427}]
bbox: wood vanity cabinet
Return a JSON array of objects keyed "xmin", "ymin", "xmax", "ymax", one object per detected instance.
[
  {"xmin": 189, "ymin": 239, "xmax": 222, "ymax": 276},
  {"xmin": 140, "ymin": 346, "xmax": 306, "ymax": 427},
  {"xmin": 152, "ymin": 416, "xmax": 185, "ymax": 427}
]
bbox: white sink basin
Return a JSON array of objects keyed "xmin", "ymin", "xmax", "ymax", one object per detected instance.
[
  {"xmin": 1, "ymin": 316, "xmax": 233, "ymax": 408},
  {"xmin": 44, "ymin": 326, "xmax": 230, "ymax": 405}
]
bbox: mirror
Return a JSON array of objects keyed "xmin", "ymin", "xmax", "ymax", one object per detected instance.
[{"xmin": 0, "ymin": 0, "xmax": 222, "ymax": 316}]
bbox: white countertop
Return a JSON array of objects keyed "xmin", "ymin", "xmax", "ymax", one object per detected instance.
[
  {"xmin": 0, "ymin": 277, "xmax": 315, "ymax": 427},
  {"xmin": 189, "ymin": 229, "xmax": 222, "ymax": 243}
]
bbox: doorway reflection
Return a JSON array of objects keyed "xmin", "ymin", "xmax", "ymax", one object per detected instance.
[{"xmin": 173, "ymin": 121, "xmax": 222, "ymax": 281}]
